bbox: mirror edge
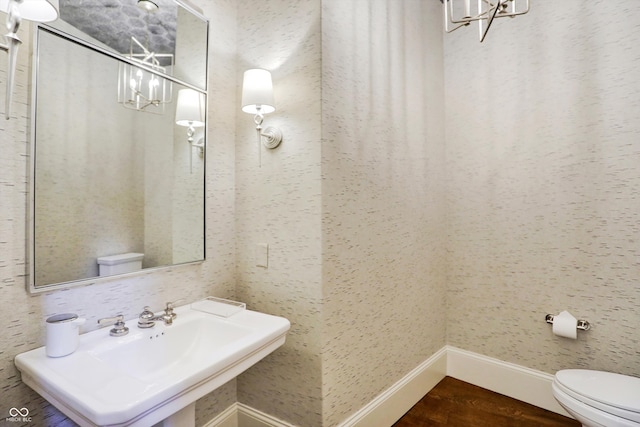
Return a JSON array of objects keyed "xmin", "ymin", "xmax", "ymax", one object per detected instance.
[
  {"xmin": 27, "ymin": 260, "xmax": 206, "ymax": 295},
  {"xmin": 27, "ymin": 6, "xmax": 209, "ymax": 294}
]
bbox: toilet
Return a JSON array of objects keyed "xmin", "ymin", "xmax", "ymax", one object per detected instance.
[
  {"xmin": 96, "ymin": 252, "xmax": 144, "ymax": 276},
  {"xmin": 552, "ymin": 369, "xmax": 640, "ymax": 427}
]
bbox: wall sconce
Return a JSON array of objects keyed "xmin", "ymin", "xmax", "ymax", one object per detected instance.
[
  {"xmin": 175, "ymin": 88, "xmax": 205, "ymax": 157},
  {"xmin": 0, "ymin": 0, "xmax": 59, "ymax": 120},
  {"xmin": 241, "ymin": 69, "xmax": 283, "ymax": 151}
]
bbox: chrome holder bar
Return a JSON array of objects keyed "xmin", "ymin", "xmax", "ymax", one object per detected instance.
[{"xmin": 545, "ymin": 314, "xmax": 591, "ymax": 331}]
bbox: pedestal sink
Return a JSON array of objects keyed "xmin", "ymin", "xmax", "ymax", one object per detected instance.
[{"xmin": 14, "ymin": 300, "xmax": 290, "ymax": 427}]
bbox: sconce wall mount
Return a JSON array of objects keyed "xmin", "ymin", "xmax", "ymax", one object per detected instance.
[
  {"xmin": 250, "ymin": 104, "xmax": 282, "ymax": 149},
  {"xmin": 261, "ymin": 127, "xmax": 283, "ymax": 149}
]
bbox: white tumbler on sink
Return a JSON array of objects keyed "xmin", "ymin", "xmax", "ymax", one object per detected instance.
[{"xmin": 45, "ymin": 313, "xmax": 86, "ymax": 357}]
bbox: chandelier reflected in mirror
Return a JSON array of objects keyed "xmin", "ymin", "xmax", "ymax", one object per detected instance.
[
  {"xmin": 117, "ymin": 36, "xmax": 174, "ymax": 114},
  {"xmin": 116, "ymin": 0, "xmax": 173, "ymax": 114}
]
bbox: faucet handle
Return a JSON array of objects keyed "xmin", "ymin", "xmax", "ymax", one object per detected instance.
[
  {"xmin": 140, "ymin": 306, "xmax": 154, "ymax": 318},
  {"xmin": 164, "ymin": 299, "xmax": 184, "ymax": 320},
  {"xmin": 97, "ymin": 314, "xmax": 129, "ymax": 337},
  {"xmin": 138, "ymin": 306, "xmax": 156, "ymax": 329},
  {"xmin": 165, "ymin": 299, "xmax": 184, "ymax": 310}
]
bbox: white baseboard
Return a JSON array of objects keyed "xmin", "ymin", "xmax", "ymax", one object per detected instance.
[
  {"xmin": 236, "ymin": 403, "xmax": 296, "ymax": 427},
  {"xmin": 446, "ymin": 346, "xmax": 570, "ymax": 417},
  {"xmin": 203, "ymin": 402, "xmax": 296, "ymax": 427},
  {"xmin": 206, "ymin": 346, "xmax": 571, "ymax": 427},
  {"xmin": 203, "ymin": 403, "xmax": 239, "ymax": 427},
  {"xmin": 337, "ymin": 347, "xmax": 447, "ymax": 427}
]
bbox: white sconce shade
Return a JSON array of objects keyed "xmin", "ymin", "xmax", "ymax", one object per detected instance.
[
  {"xmin": 241, "ymin": 69, "xmax": 275, "ymax": 114},
  {"xmin": 0, "ymin": 0, "xmax": 60, "ymax": 22},
  {"xmin": 240, "ymin": 68, "xmax": 282, "ymax": 159},
  {"xmin": 175, "ymin": 88, "xmax": 205, "ymax": 127},
  {"xmin": 175, "ymin": 88, "xmax": 206, "ymax": 161},
  {"xmin": 1, "ymin": 0, "xmax": 60, "ymax": 119}
]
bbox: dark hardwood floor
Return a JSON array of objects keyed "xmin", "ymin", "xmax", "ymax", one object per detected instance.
[{"xmin": 393, "ymin": 377, "xmax": 581, "ymax": 427}]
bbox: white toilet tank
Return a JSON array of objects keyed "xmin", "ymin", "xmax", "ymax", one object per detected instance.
[{"xmin": 97, "ymin": 253, "xmax": 144, "ymax": 276}]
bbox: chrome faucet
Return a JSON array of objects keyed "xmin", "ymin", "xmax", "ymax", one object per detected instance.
[
  {"xmin": 97, "ymin": 314, "xmax": 129, "ymax": 337},
  {"xmin": 164, "ymin": 300, "xmax": 183, "ymax": 322},
  {"xmin": 137, "ymin": 301, "xmax": 183, "ymax": 329}
]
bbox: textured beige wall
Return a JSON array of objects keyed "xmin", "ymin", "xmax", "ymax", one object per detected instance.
[
  {"xmin": 235, "ymin": 0, "xmax": 446, "ymax": 426},
  {"xmin": 5, "ymin": 0, "xmax": 640, "ymax": 426},
  {"xmin": 445, "ymin": 0, "xmax": 640, "ymax": 376},
  {"xmin": 0, "ymin": 0, "xmax": 238, "ymax": 424},
  {"xmin": 321, "ymin": 0, "xmax": 446, "ymax": 425},
  {"xmin": 235, "ymin": 0, "xmax": 324, "ymax": 424}
]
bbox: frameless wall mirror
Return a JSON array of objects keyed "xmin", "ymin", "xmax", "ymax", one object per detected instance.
[{"xmin": 29, "ymin": 1, "xmax": 208, "ymax": 293}]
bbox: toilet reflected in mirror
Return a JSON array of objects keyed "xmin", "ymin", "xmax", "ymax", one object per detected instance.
[{"xmin": 97, "ymin": 253, "xmax": 144, "ymax": 277}]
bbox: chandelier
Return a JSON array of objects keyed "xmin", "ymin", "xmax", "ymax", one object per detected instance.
[
  {"xmin": 117, "ymin": 36, "xmax": 174, "ymax": 114},
  {"xmin": 116, "ymin": 0, "xmax": 174, "ymax": 114},
  {"xmin": 443, "ymin": 0, "xmax": 530, "ymax": 42}
]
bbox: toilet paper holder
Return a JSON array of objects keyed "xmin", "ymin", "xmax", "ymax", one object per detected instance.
[{"xmin": 545, "ymin": 314, "xmax": 591, "ymax": 331}]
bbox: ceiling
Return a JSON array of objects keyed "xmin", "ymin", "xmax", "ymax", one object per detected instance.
[{"xmin": 59, "ymin": 0, "xmax": 177, "ymax": 57}]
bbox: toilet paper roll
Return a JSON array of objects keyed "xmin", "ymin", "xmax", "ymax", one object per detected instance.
[{"xmin": 552, "ymin": 311, "xmax": 578, "ymax": 339}]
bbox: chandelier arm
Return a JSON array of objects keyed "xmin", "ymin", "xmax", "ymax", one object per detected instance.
[
  {"xmin": 479, "ymin": 0, "xmax": 501, "ymax": 42},
  {"xmin": 446, "ymin": 0, "xmax": 494, "ymax": 26},
  {"xmin": 443, "ymin": 0, "xmax": 529, "ymax": 42}
]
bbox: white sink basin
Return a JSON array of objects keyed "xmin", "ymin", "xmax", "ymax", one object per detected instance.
[{"xmin": 15, "ymin": 302, "xmax": 290, "ymax": 427}]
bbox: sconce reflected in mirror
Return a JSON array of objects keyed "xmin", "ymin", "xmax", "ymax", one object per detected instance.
[
  {"xmin": 0, "ymin": 0, "xmax": 59, "ymax": 120},
  {"xmin": 241, "ymin": 69, "xmax": 283, "ymax": 154},
  {"xmin": 175, "ymin": 88, "xmax": 205, "ymax": 157}
]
